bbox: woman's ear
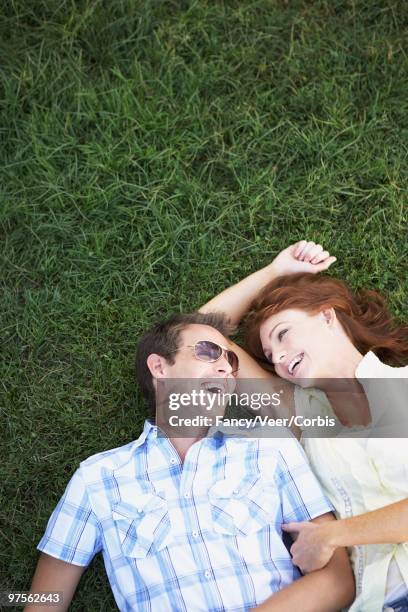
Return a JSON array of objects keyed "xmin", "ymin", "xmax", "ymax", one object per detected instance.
[
  {"xmin": 321, "ymin": 307, "xmax": 336, "ymax": 326},
  {"xmin": 146, "ymin": 353, "xmax": 168, "ymax": 379}
]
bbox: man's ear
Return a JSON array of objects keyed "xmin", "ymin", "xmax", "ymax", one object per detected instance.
[
  {"xmin": 321, "ymin": 307, "xmax": 336, "ymax": 326},
  {"xmin": 146, "ymin": 353, "xmax": 169, "ymax": 380}
]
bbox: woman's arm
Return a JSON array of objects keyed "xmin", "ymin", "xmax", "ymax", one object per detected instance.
[
  {"xmin": 282, "ymin": 498, "xmax": 408, "ymax": 573},
  {"xmin": 199, "ymin": 240, "xmax": 336, "ymax": 327}
]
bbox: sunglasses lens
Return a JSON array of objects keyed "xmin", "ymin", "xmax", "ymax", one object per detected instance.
[
  {"xmin": 195, "ymin": 341, "xmax": 222, "ymax": 362},
  {"xmin": 195, "ymin": 341, "xmax": 239, "ymax": 373},
  {"xmin": 227, "ymin": 350, "xmax": 239, "ymax": 372}
]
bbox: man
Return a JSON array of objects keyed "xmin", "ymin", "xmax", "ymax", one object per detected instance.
[{"xmin": 26, "ymin": 244, "xmax": 354, "ymax": 611}]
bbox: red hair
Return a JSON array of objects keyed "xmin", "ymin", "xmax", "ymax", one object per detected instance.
[{"xmin": 244, "ymin": 273, "xmax": 408, "ymax": 368}]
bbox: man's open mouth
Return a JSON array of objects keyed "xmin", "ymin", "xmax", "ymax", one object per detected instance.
[
  {"xmin": 288, "ymin": 352, "xmax": 304, "ymax": 376},
  {"xmin": 201, "ymin": 381, "xmax": 225, "ymax": 394}
]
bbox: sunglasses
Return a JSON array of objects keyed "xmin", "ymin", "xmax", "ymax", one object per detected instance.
[{"xmin": 169, "ymin": 340, "xmax": 239, "ymax": 374}]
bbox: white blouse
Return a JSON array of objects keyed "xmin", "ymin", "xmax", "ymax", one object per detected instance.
[{"xmin": 295, "ymin": 352, "xmax": 408, "ymax": 611}]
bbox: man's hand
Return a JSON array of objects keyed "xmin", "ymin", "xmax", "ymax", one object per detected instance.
[
  {"xmin": 281, "ymin": 520, "xmax": 336, "ymax": 573},
  {"xmin": 271, "ymin": 240, "xmax": 336, "ymax": 277}
]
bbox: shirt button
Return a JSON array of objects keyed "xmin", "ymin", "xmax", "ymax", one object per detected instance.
[
  {"xmin": 204, "ymin": 570, "xmax": 211, "ymax": 579},
  {"xmin": 192, "ymin": 531, "xmax": 198, "ymax": 538},
  {"xmin": 184, "ymin": 492, "xmax": 190, "ymax": 498},
  {"xmin": 170, "ymin": 458, "xmax": 177, "ymax": 465}
]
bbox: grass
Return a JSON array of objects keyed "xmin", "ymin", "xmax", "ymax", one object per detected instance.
[{"xmin": 1, "ymin": 0, "xmax": 407, "ymax": 608}]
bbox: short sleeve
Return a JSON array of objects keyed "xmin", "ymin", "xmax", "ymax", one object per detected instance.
[
  {"xmin": 274, "ymin": 437, "xmax": 334, "ymax": 523},
  {"xmin": 37, "ymin": 468, "xmax": 103, "ymax": 566}
]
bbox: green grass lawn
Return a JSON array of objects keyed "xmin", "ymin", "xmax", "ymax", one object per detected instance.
[{"xmin": 1, "ymin": 0, "xmax": 407, "ymax": 608}]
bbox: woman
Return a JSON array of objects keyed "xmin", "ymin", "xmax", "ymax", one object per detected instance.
[{"xmin": 200, "ymin": 240, "xmax": 408, "ymax": 612}]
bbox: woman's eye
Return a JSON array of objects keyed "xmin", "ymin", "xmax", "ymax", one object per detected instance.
[{"xmin": 278, "ymin": 329, "xmax": 288, "ymax": 341}]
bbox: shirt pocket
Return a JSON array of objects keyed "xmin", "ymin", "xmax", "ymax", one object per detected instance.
[
  {"xmin": 208, "ymin": 475, "xmax": 276, "ymax": 537},
  {"xmin": 112, "ymin": 494, "xmax": 172, "ymax": 558}
]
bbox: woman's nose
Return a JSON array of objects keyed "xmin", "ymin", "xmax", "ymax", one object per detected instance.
[{"xmin": 273, "ymin": 350, "xmax": 286, "ymax": 366}]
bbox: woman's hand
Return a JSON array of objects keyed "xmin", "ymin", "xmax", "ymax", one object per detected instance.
[
  {"xmin": 199, "ymin": 239, "xmax": 336, "ymax": 327},
  {"xmin": 270, "ymin": 240, "xmax": 336, "ymax": 277},
  {"xmin": 281, "ymin": 520, "xmax": 337, "ymax": 573},
  {"xmin": 283, "ymin": 498, "xmax": 408, "ymax": 574}
]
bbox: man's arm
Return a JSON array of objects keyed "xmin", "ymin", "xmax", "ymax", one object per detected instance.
[
  {"xmin": 199, "ymin": 241, "xmax": 336, "ymax": 327},
  {"xmin": 282, "ymin": 498, "xmax": 408, "ymax": 573},
  {"xmin": 253, "ymin": 513, "xmax": 355, "ymax": 612},
  {"xmin": 24, "ymin": 553, "xmax": 85, "ymax": 612},
  {"xmin": 26, "ymin": 467, "xmax": 102, "ymax": 611}
]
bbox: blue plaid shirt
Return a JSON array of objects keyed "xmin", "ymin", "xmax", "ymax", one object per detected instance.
[{"xmin": 37, "ymin": 420, "xmax": 333, "ymax": 611}]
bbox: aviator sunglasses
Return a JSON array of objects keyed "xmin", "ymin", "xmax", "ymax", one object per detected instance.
[{"xmin": 168, "ymin": 340, "xmax": 239, "ymax": 374}]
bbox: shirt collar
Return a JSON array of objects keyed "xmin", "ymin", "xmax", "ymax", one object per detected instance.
[
  {"xmin": 144, "ymin": 419, "xmax": 160, "ymax": 439},
  {"xmin": 355, "ymin": 351, "xmax": 384, "ymax": 379},
  {"xmin": 143, "ymin": 417, "xmax": 251, "ymax": 450},
  {"xmin": 207, "ymin": 420, "xmax": 260, "ymax": 442},
  {"xmin": 145, "ymin": 418, "xmax": 247, "ymax": 447}
]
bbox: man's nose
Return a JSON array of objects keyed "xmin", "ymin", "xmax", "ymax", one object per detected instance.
[{"xmin": 215, "ymin": 353, "xmax": 233, "ymax": 374}]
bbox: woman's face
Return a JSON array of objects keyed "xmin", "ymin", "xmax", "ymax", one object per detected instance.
[{"xmin": 259, "ymin": 308, "xmax": 338, "ymax": 384}]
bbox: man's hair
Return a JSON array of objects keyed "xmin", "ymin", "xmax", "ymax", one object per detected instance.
[{"xmin": 135, "ymin": 311, "xmax": 233, "ymax": 417}]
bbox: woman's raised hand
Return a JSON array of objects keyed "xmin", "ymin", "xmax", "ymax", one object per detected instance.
[
  {"xmin": 270, "ymin": 240, "xmax": 337, "ymax": 277},
  {"xmin": 199, "ymin": 240, "xmax": 336, "ymax": 328}
]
